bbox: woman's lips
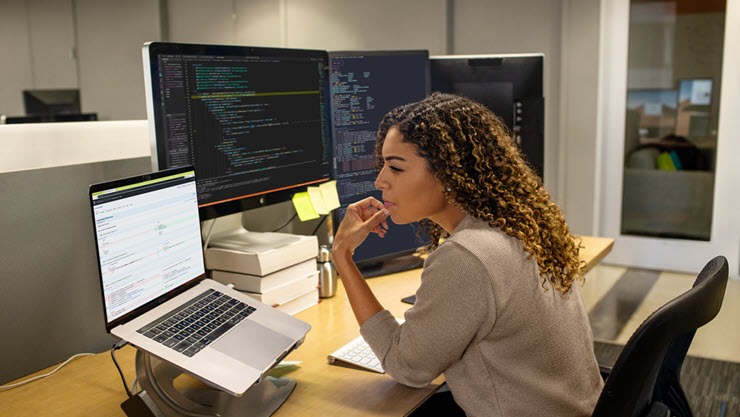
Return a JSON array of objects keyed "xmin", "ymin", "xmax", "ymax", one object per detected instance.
[{"xmin": 383, "ymin": 201, "xmax": 396, "ymax": 209}]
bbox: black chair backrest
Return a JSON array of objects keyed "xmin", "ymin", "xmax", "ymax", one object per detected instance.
[{"xmin": 592, "ymin": 256, "xmax": 729, "ymax": 417}]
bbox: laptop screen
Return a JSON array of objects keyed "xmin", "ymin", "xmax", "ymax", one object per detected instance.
[{"xmin": 91, "ymin": 168, "xmax": 205, "ymax": 327}]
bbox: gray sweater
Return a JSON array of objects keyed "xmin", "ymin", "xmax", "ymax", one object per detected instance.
[{"xmin": 361, "ymin": 215, "xmax": 604, "ymax": 416}]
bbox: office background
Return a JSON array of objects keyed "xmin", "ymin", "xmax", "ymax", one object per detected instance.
[
  {"xmin": 1, "ymin": 0, "xmax": 738, "ymax": 387},
  {"xmin": 1, "ymin": 0, "xmax": 593, "ymax": 231}
]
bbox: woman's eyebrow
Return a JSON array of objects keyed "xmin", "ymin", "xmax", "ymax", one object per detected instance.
[{"xmin": 384, "ymin": 155, "xmax": 407, "ymax": 162}]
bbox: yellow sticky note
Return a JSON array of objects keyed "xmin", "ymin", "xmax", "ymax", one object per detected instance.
[
  {"xmin": 319, "ymin": 180, "xmax": 341, "ymax": 211},
  {"xmin": 292, "ymin": 192, "xmax": 319, "ymax": 221},
  {"xmin": 307, "ymin": 186, "xmax": 329, "ymax": 215}
]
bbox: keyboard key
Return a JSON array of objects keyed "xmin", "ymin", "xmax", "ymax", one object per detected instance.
[
  {"xmin": 174, "ymin": 342, "xmax": 190, "ymax": 352},
  {"xmin": 207, "ymin": 322, "xmax": 235, "ymax": 340}
]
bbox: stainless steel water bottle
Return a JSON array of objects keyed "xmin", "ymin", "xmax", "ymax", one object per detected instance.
[{"xmin": 317, "ymin": 245, "xmax": 338, "ymax": 298}]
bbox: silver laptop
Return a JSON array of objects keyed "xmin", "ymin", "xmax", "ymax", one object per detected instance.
[{"xmin": 90, "ymin": 166, "xmax": 311, "ymax": 396}]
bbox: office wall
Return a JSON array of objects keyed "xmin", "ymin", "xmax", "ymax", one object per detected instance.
[
  {"xmin": 27, "ymin": 0, "xmax": 78, "ymax": 89},
  {"xmin": 0, "ymin": 0, "xmax": 34, "ymax": 116},
  {"xmin": 283, "ymin": 0, "xmax": 448, "ymax": 52},
  {"xmin": 558, "ymin": 0, "xmax": 601, "ymax": 235},
  {"xmin": 167, "ymin": 0, "xmax": 448, "ymax": 53},
  {"xmin": 167, "ymin": 0, "xmax": 237, "ymax": 45},
  {"xmin": 74, "ymin": 0, "xmax": 161, "ymax": 120}
]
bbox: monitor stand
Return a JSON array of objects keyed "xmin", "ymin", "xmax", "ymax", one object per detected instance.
[
  {"xmin": 128, "ymin": 350, "xmax": 295, "ymax": 417},
  {"xmin": 360, "ymin": 253, "xmax": 424, "ymax": 279}
]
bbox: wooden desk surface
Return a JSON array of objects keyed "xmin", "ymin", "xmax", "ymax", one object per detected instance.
[{"xmin": 1, "ymin": 236, "xmax": 612, "ymax": 417}]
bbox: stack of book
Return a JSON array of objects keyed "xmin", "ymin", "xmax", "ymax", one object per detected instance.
[{"xmin": 205, "ymin": 230, "xmax": 320, "ymax": 316}]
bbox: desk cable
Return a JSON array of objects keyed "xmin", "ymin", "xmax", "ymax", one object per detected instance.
[
  {"xmin": 0, "ymin": 352, "xmax": 94, "ymax": 391},
  {"xmin": 203, "ymin": 218, "xmax": 217, "ymax": 250},
  {"xmin": 311, "ymin": 214, "xmax": 328, "ymax": 236},
  {"xmin": 111, "ymin": 340, "xmax": 133, "ymax": 398},
  {"xmin": 272, "ymin": 212, "xmax": 299, "ymax": 232}
]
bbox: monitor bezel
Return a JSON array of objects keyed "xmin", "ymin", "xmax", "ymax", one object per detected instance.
[{"xmin": 142, "ymin": 41, "xmax": 333, "ymax": 221}]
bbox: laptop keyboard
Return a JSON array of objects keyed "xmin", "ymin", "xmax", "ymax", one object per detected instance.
[{"xmin": 137, "ymin": 289, "xmax": 255, "ymax": 357}]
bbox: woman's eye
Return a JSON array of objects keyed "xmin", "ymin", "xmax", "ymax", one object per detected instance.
[{"xmin": 389, "ymin": 166, "xmax": 402, "ymax": 173}]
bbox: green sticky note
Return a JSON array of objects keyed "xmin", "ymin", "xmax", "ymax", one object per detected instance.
[
  {"xmin": 292, "ymin": 192, "xmax": 319, "ymax": 221},
  {"xmin": 307, "ymin": 186, "xmax": 329, "ymax": 215},
  {"xmin": 319, "ymin": 180, "xmax": 341, "ymax": 211}
]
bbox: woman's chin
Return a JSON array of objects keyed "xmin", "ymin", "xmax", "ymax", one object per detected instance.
[{"xmin": 388, "ymin": 213, "xmax": 411, "ymax": 225}]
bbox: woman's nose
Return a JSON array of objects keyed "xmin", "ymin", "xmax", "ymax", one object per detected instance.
[{"xmin": 374, "ymin": 166, "xmax": 387, "ymax": 190}]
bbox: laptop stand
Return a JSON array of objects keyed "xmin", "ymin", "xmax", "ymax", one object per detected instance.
[{"xmin": 125, "ymin": 349, "xmax": 296, "ymax": 417}]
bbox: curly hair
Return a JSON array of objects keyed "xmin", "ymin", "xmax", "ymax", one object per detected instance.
[{"xmin": 375, "ymin": 93, "xmax": 583, "ymax": 293}]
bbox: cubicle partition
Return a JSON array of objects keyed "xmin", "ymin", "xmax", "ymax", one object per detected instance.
[{"xmin": 0, "ymin": 121, "xmax": 151, "ymax": 384}]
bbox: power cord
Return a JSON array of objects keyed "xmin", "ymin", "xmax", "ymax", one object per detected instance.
[
  {"xmin": 111, "ymin": 340, "xmax": 133, "ymax": 398},
  {"xmin": 311, "ymin": 215, "xmax": 328, "ymax": 236},
  {"xmin": 0, "ymin": 352, "xmax": 94, "ymax": 391},
  {"xmin": 271, "ymin": 212, "xmax": 299, "ymax": 232}
]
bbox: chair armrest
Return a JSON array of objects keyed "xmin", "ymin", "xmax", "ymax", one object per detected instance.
[{"xmin": 643, "ymin": 401, "xmax": 670, "ymax": 417}]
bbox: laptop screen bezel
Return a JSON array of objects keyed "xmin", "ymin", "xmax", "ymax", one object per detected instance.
[{"xmin": 89, "ymin": 166, "xmax": 207, "ymax": 332}]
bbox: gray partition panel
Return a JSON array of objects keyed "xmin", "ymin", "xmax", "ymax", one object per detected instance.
[{"xmin": 0, "ymin": 157, "xmax": 151, "ymax": 384}]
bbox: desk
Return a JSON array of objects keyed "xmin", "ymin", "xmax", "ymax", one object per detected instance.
[{"xmin": 1, "ymin": 236, "xmax": 613, "ymax": 417}]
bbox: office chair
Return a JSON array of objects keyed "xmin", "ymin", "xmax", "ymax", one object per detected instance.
[{"xmin": 592, "ymin": 255, "xmax": 729, "ymax": 417}]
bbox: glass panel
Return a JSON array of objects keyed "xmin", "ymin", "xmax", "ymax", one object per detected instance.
[{"xmin": 621, "ymin": 0, "xmax": 725, "ymax": 241}]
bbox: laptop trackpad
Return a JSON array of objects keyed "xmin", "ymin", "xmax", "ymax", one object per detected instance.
[{"xmin": 211, "ymin": 319, "xmax": 293, "ymax": 371}]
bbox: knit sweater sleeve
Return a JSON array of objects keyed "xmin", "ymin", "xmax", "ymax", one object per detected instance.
[{"xmin": 360, "ymin": 241, "xmax": 493, "ymax": 387}]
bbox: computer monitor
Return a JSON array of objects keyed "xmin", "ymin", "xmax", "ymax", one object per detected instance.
[
  {"xmin": 143, "ymin": 42, "xmax": 332, "ymax": 221},
  {"xmin": 1, "ymin": 113, "xmax": 97, "ymax": 124},
  {"xmin": 329, "ymin": 50, "xmax": 430, "ymax": 277},
  {"xmin": 23, "ymin": 89, "xmax": 81, "ymax": 115},
  {"xmin": 626, "ymin": 89, "xmax": 678, "ymax": 143},
  {"xmin": 676, "ymin": 78, "xmax": 712, "ymax": 138},
  {"xmin": 430, "ymin": 54, "xmax": 545, "ymax": 178}
]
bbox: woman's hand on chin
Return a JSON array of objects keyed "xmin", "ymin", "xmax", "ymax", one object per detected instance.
[{"xmin": 332, "ymin": 197, "xmax": 389, "ymax": 262}]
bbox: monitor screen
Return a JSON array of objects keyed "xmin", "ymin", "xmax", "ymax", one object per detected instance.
[
  {"xmin": 23, "ymin": 89, "xmax": 81, "ymax": 115},
  {"xmin": 679, "ymin": 79, "xmax": 712, "ymax": 106},
  {"xmin": 90, "ymin": 168, "xmax": 204, "ymax": 327},
  {"xmin": 430, "ymin": 54, "xmax": 545, "ymax": 178},
  {"xmin": 329, "ymin": 50, "xmax": 430, "ymax": 275},
  {"xmin": 676, "ymin": 78, "xmax": 712, "ymax": 138},
  {"xmin": 626, "ymin": 89, "xmax": 678, "ymax": 142},
  {"xmin": 143, "ymin": 42, "xmax": 332, "ymax": 220}
]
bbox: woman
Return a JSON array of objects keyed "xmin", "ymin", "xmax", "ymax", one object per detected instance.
[{"xmin": 332, "ymin": 93, "xmax": 603, "ymax": 416}]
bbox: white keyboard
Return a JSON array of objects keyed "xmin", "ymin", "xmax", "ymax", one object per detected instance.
[
  {"xmin": 328, "ymin": 318, "xmax": 403, "ymax": 373},
  {"xmin": 328, "ymin": 335, "xmax": 384, "ymax": 373}
]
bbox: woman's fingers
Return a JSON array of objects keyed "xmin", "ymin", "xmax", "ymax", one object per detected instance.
[
  {"xmin": 365, "ymin": 207, "xmax": 390, "ymax": 237},
  {"xmin": 350, "ymin": 197, "xmax": 385, "ymax": 219}
]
